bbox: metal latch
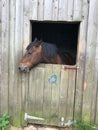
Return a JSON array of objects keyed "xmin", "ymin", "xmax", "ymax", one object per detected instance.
[{"xmin": 63, "ymin": 65, "xmax": 79, "ymax": 70}]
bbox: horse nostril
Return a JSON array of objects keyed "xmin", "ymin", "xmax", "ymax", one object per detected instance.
[
  {"xmin": 18, "ymin": 67, "xmax": 23, "ymax": 71},
  {"xmin": 18, "ymin": 67, "xmax": 21, "ymax": 70},
  {"xmin": 18, "ymin": 66, "xmax": 30, "ymax": 72}
]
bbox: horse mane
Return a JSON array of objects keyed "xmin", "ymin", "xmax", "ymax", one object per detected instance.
[
  {"xmin": 42, "ymin": 42, "xmax": 58, "ymax": 58},
  {"xmin": 26, "ymin": 38, "xmax": 58, "ymax": 58}
]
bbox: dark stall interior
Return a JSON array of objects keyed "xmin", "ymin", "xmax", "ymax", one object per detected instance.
[{"xmin": 31, "ymin": 21, "xmax": 80, "ymax": 65}]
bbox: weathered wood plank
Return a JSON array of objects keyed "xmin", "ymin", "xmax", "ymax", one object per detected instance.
[
  {"xmin": 66, "ymin": 70, "xmax": 76, "ymax": 121},
  {"xmin": 91, "ymin": 63, "xmax": 98, "ymax": 123},
  {"xmin": 1, "ymin": 0, "xmax": 9, "ymax": 114},
  {"xmin": 21, "ymin": 73, "xmax": 29, "ymax": 118},
  {"xmin": 21, "ymin": 0, "xmax": 30, "ymax": 125},
  {"xmin": 26, "ymin": 67, "xmax": 45, "ymax": 124},
  {"xmin": 28, "ymin": 69, "xmax": 36, "ymax": 114},
  {"xmin": 82, "ymin": 0, "xmax": 89, "ymax": 20},
  {"xmin": 12, "ymin": 0, "xmax": 23, "ymax": 126},
  {"xmin": 59, "ymin": 68, "xmax": 69, "ymax": 124},
  {"xmin": 96, "ymin": 90, "xmax": 98, "ymax": 124},
  {"xmin": 23, "ymin": 0, "xmax": 30, "ymax": 52},
  {"xmin": 52, "ymin": 0, "xmax": 59, "ymax": 20},
  {"xmin": 95, "ymin": 26, "xmax": 98, "ymax": 124},
  {"xmin": 30, "ymin": 0, "xmax": 38, "ymax": 20},
  {"xmin": 50, "ymin": 65, "xmax": 61, "ymax": 125},
  {"xmin": 67, "ymin": 0, "xmax": 74, "ymax": 21},
  {"xmin": 58, "ymin": 0, "xmax": 68, "ymax": 21},
  {"xmin": 43, "ymin": 64, "xmax": 53, "ymax": 123},
  {"xmin": 0, "ymin": 0, "xmax": 2, "ymax": 115},
  {"xmin": 37, "ymin": 0, "xmax": 44, "ymax": 20},
  {"xmin": 74, "ymin": 0, "xmax": 89, "ymax": 121},
  {"xmin": 82, "ymin": 84, "xmax": 92, "ymax": 122},
  {"xmin": 34, "ymin": 67, "xmax": 45, "ymax": 116},
  {"xmin": 80, "ymin": 1, "xmax": 89, "ymax": 121},
  {"xmin": 73, "ymin": 0, "xmax": 82, "ymax": 21},
  {"xmin": 91, "ymin": 28, "xmax": 98, "ymax": 123},
  {"xmin": 44, "ymin": 0, "xmax": 52, "ymax": 20},
  {"xmin": 83, "ymin": 0, "xmax": 98, "ymax": 123},
  {"xmin": 17, "ymin": 0, "xmax": 24, "ymax": 125},
  {"xmin": 96, "ymin": 81, "xmax": 98, "ymax": 124},
  {"xmin": 84, "ymin": 0, "xmax": 98, "ymax": 67},
  {"xmin": 8, "ymin": 0, "xmax": 16, "ymax": 124}
]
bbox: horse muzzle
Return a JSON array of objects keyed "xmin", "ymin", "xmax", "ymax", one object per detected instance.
[{"xmin": 18, "ymin": 65, "xmax": 30, "ymax": 73}]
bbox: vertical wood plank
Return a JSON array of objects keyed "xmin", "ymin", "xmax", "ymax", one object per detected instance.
[
  {"xmin": 50, "ymin": 65, "xmax": 61, "ymax": 125},
  {"xmin": 96, "ymin": 90, "xmax": 98, "ymax": 124},
  {"xmin": 43, "ymin": 64, "xmax": 52, "ymax": 123},
  {"xmin": 84, "ymin": 0, "xmax": 98, "ymax": 123},
  {"xmin": 1, "ymin": 0, "xmax": 9, "ymax": 114},
  {"xmin": 82, "ymin": 82, "xmax": 93, "ymax": 123},
  {"xmin": 74, "ymin": 0, "xmax": 89, "ymax": 121},
  {"xmin": 21, "ymin": 73, "xmax": 29, "ymax": 122},
  {"xmin": 66, "ymin": 70, "xmax": 76, "ymax": 121},
  {"xmin": 44, "ymin": 0, "xmax": 53, "ymax": 20},
  {"xmin": 12, "ymin": 0, "xmax": 23, "ymax": 126},
  {"xmin": 17, "ymin": 0, "xmax": 24, "ymax": 125},
  {"xmin": 59, "ymin": 68, "xmax": 69, "ymax": 124},
  {"xmin": 8, "ymin": 0, "xmax": 16, "ymax": 124},
  {"xmin": 0, "ymin": 0, "xmax": 2, "ymax": 115},
  {"xmin": 30, "ymin": 0, "xmax": 38, "ymax": 20},
  {"xmin": 23, "ymin": 0, "xmax": 30, "ymax": 52},
  {"xmin": 34, "ymin": 67, "xmax": 45, "ymax": 117},
  {"xmin": 58, "ymin": 0, "xmax": 68, "ymax": 21},
  {"xmin": 52, "ymin": 0, "xmax": 59, "ymax": 20},
  {"xmin": 21, "ymin": 0, "xmax": 30, "ymax": 125},
  {"xmin": 28, "ymin": 69, "xmax": 36, "ymax": 114},
  {"xmin": 37, "ymin": 0, "xmax": 44, "ymax": 20},
  {"xmin": 73, "ymin": 0, "xmax": 82, "ymax": 21},
  {"xmin": 67, "ymin": 0, "xmax": 74, "ymax": 21},
  {"xmin": 92, "ymin": 21, "xmax": 98, "ymax": 124},
  {"xmin": 79, "ymin": 1, "xmax": 89, "ymax": 122},
  {"xmin": 91, "ymin": 43, "xmax": 98, "ymax": 123}
]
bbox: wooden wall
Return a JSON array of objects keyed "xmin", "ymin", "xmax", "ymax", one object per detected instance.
[{"xmin": 0, "ymin": 0, "xmax": 98, "ymax": 127}]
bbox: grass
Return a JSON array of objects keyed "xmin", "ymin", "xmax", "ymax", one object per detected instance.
[{"xmin": 72, "ymin": 121, "xmax": 98, "ymax": 130}]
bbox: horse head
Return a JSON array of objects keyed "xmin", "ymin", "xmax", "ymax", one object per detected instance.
[{"xmin": 19, "ymin": 38, "xmax": 43, "ymax": 72}]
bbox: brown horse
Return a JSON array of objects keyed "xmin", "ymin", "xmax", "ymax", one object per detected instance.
[{"xmin": 19, "ymin": 38, "xmax": 76, "ymax": 72}]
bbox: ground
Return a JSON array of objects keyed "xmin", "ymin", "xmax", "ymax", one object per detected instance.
[{"xmin": 7, "ymin": 125, "xmax": 72, "ymax": 130}]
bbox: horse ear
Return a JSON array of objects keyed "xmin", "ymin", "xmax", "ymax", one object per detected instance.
[
  {"xmin": 34, "ymin": 37, "xmax": 38, "ymax": 42},
  {"xmin": 39, "ymin": 39, "xmax": 42, "ymax": 43}
]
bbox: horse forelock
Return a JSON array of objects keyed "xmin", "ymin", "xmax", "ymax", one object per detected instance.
[
  {"xmin": 42, "ymin": 42, "xmax": 58, "ymax": 58},
  {"xmin": 26, "ymin": 39, "xmax": 41, "ymax": 50},
  {"xmin": 26, "ymin": 43, "xmax": 33, "ymax": 50}
]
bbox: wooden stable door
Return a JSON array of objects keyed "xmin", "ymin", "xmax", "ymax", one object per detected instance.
[{"xmin": 26, "ymin": 64, "xmax": 76, "ymax": 126}]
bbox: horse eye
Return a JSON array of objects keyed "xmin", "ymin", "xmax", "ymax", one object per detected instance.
[
  {"xmin": 28, "ymin": 52, "xmax": 31, "ymax": 54},
  {"xmin": 28, "ymin": 51, "xmax": 32, "ymax": 54}
]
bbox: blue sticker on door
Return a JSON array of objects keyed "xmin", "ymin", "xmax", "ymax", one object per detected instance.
[{"xmin": 48, "ymin": 73, "xmax": 58, "ymax": 84}]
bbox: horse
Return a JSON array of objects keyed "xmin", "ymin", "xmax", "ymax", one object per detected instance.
[{"xmin": 19, "ymin": 38, "xmax": 76, "ymax": 72}]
